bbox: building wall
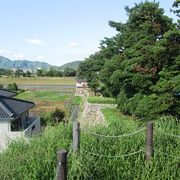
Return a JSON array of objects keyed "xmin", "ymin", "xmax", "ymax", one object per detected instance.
[
  {"xmin": 0, "ymin": 120, "xmax": 10, "ymax": 132},
  {"xmin": 0, "ymin": 117, "xmax": 41, "ymax": 150},
  {"xmin": 0, "ymin": 119, "xmax": 23, "ymax": 150}
]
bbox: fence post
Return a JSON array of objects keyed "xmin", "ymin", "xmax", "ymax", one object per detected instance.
[
  {"xmin": 56, "ymin": 150, "xmax": 67, "ymax": 180},
  {"xmin": 146, "ymin": 122, "xmax": 154, "ymax": 160},
  {"xmin": 72, "ymin": 105, "xmax": 79, "ymax": 122},
  {"xmin": 73, "ymin": 121, "xmax": 80, "ymax": 152}
]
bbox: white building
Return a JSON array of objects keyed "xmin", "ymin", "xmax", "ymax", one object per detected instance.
[{"xmin": 0, "ymin": 89, "xmax": 41, "ymax": 150}]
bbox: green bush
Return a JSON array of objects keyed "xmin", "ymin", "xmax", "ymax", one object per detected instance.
[
  {"xmin": 41, "ymin": 108, "xmax": 66, "ymax": 126},
  {"xmin": 51, "ymin": 108, "xmax": 65, "ymax": 123},
  {"xmin": 7, "ymin": 82, "xmax": 18, "ymax": 91}
]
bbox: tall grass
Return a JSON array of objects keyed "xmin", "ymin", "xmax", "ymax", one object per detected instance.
[
  {"xmin": 68, "ymin": 109, "xmax": 180, "ymax": 179},
  {"xmin": 0, "ymin": 109, "xmax": 179, "ymax": 179},
  {"xmin": 0, "ymin": 124, "xmax": 72, "ymax": 180}
]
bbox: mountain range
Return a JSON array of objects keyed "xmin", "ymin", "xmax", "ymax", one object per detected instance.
[{"xmin": 0, "ymin": 56, "xmax": 82, "ymax": 71}]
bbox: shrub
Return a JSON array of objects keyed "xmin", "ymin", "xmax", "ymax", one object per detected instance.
[
  {"xmin": 41, "ymin": 108, "xmax": 66, "ymax": 126},
  {"xmin": 51, "ymin": 108, "xmax": 65, "ymax": 124},
  {"xmin": 7, "ymin": 82, "xmax": 18, "ymax": 91}
]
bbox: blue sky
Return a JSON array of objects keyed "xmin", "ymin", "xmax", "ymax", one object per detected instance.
[{"xmin": 0, "ymin": 0, "xmax": 177, "ymax": 66}]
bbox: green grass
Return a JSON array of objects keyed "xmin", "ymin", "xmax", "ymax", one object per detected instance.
[
  {"xmin": 68, "ymin": 109, "xmax": 179, "ymax": 179},
  {"xmin": 0, "ymin": 108, "xmax": 179, "ymax": 179},
  {"xmin": 72, "ymin": 96, "xmax": 82, "ymax": 105},
  {"xmin": 16, "ymin": 91, "xmax": 71, "ymax": 101},
  {"xmin": 0, "ymin": 124, "xmax": 72, "ymax": 180},
  {"xmin": 88, "ymin": 96, "xmax": 116, "ymax": 104}
]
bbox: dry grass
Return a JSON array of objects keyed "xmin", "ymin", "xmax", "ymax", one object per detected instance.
[{"xmin": 0, "ymin": 77, "xmax": 76, "ymax": 85}]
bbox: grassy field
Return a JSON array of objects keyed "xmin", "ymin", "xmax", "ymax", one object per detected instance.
[
  {"xmin": 88, "ymin": 96, "xmax": 116, "ymax": 104},
  {"xmin": 0, "ymin": 77, "xmax": 76, "ymax": 85},
  {"xmin": 0, "ymin": 77, "xmax": 76, "ymax": 92},
  {"xmin": 16, "ymin": 90, "xmax": 72, "ymax": 116}
]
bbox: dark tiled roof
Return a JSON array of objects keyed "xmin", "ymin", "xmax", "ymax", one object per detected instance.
[
  {"xmin": 0, "ymin": 96, "xmax": 35, "ymax": 119},
  {"xmin": 0, "ymin": 89, "xmax": 16, "ymax": 97}
]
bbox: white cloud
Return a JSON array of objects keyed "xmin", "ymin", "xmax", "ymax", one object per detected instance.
[
  {"xmin": 69, "ymin": 42, "xmax": 78, "ymax": 47},
  {"xmin": 13, "ymin": 53, "xmax": 25, "ymax": 60},
  {"xmin": 27, "ymin": 37, "xmax": 46, "ymax": 45}
]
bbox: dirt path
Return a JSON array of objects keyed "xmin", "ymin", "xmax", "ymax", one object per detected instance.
[{"xmin": 78, "ymin": 91, "xmax": 115, "ymax": 127}]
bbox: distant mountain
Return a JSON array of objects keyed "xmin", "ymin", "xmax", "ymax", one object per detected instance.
[
  {"xmin": 0, "ymin": 56, "xmax": 82, "ymax": 71},
  {"xmin": 59, "ymin": 61, "xmax": 82, "ymax": 70},
  {"xmin": 0, "ymin": 56, "xmax": 55, "ymax": 71}
]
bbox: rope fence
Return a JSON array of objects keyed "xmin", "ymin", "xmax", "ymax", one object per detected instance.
[
  {"xmin": 82, "ymin": 127, "xmax": 145, "ymax": 138},
  {"xmin": 81, "ymin": 148, "xmax": 145, "ymax": 158},
  {"xmin": 56, "ymin": 118, "xmax": 180, "ymax": 180},
  {"xmin": 155, "ymin": 149, "xmax": 180, "ymax": 159},
  {"xmin": 156, "ymin": 129, "xmax": 180, "ymax": 138}
]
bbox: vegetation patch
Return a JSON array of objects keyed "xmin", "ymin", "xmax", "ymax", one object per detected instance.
[
  {"xmin": 0, "ymin": 77, "xmax": 75, "ymax": 85},
  {"xmin": 0, "ymin": 108, "xmax": 179, "ymax": 179},
  {"xmin": 88, "ymin": 96, "xmax": 116, "ymax": 104},
  {"xmin": 72, "ymin": 96, "xmax": 83, "ymax": 106},
  {"xmin": 16, "ymin": 91, "xmax": 70, "ymax": 101},
  {"xmin": 15, "ymin": 91, "xmax": 71, "ymax": 116},
  {"xmin": 0, "ymin": 124, "xmax": 72, "ymax": 180}
]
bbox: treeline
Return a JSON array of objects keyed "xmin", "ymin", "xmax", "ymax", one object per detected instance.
[
  {"xmin": 78, "ymin": 1, "xmax": 180, "ymax": 119},
  {"xmin": 0, "ymin": 67, "xmax": 76, "ymax": 77}
]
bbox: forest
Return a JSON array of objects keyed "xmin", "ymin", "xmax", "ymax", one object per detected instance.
[{"xmin": 78, "ymin": 0, "xmax": 180, "ymax": 120}]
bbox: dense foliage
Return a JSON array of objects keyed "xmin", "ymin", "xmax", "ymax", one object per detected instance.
[
  {"xmin": 0, "ymin": 67, "xmax": 76, "ymax": 77},
  {"xmin": 78, "ymin": 1, "xmax": 180, "ymax": 119}
]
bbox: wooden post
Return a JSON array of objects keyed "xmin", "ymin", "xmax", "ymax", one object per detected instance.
[
  {"xmin": 72, "ymin": 105, "xmax": 79, "ymax": 122},
  {"xmin": 56, "ymin": 150, "xmax": 67, "ymax": 180},
  {"xmin": 73, "ymin": 122, "xmax": 80, "ymax": 152},
  {"xmin": 146, "ymin": 122, "xmax": 154, "ymax": 160}
]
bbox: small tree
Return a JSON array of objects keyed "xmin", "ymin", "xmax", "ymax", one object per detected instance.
[
  {"xmin": 7, "ymin": 82, "xmax": 18, "ymax": 91},
  {"xmin": 50, "ymin": 108, "xmax": 65, "ymax": 124}
]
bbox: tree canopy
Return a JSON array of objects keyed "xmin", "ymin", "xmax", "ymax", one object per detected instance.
[{"xmin": 77, "ymin": 1, "xmax": 180, "ymax": 119}]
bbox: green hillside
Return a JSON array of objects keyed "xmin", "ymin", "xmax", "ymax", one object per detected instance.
[
  {"xmin": 0, "ymin": 56, "xmax": 81, "ymax": 71},
  {"xmin": 59, "ymin": 61, "xmax": 82, "ymax": 70},
  {"xmin": 0, "ymin": 56, "xmax": 54, "ymax": 70}
]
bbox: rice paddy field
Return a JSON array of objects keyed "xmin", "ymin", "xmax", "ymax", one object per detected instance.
[
  {"xmin": 16, "ymin": 90, "xmax": 73, "ymax": 116},
  {"xmin": 0, "ymin": 77, "xmax": 76, "ymax": 92}
]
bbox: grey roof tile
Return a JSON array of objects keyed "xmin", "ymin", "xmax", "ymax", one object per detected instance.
[
  {"xmin": 0, "ymin": 89, "xmax": 16, "ymax": 97},
  {"xmin": 0, "ymin": 96, "xmax": 35, "ymax": 119}
]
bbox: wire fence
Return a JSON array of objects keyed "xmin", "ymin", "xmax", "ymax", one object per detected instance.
[
  {"xmin": 155, "ymin": 148, "xmax": 180, "ymax": 159},
  {"xmin": 56, "ymin": 118, "xmax": 180, "ymax": 179},
  {"xmin": 157, "ymin": 129, "xmax": 180, "ymax": 138},
  {"xmin": 81, "ymin": 147, "xmax": 145, "ymax": 158},
  {"xmin": 82, "ymin": 127, "xmax": 145, "ymax": 138}
]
